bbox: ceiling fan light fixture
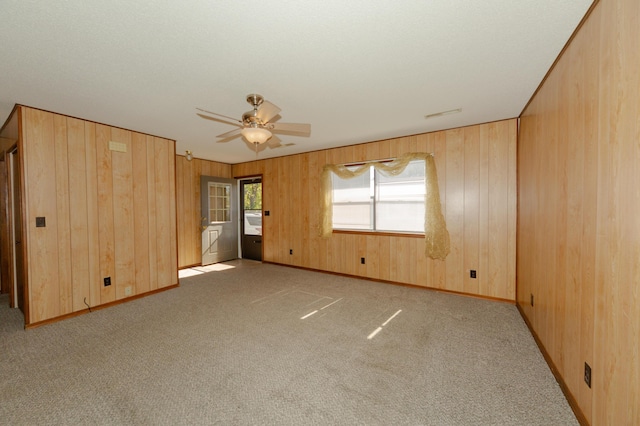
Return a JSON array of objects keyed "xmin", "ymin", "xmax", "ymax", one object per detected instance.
[{"xmin": 241, "ymin": 127, "xmax": 272, "ymax": 144}]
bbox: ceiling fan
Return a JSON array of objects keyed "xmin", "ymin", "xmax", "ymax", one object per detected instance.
[{"xmin": 197, "ymin": 94, "xmax": 311, "ymax": 152}]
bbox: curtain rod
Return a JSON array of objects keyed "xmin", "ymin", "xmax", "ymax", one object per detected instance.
[{"xmin": 343, "ymin": 153, "xmax": 434, "ymax": 168}]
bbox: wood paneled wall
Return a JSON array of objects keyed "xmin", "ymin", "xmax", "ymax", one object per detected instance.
[
  {"xmin": 20, "ymin": 106, "xmax": 178, "ymax": 325},
  {"xmin": 175, "ymin": 156, "xmax": 232, "ymax": 268},
  {"xmin": 231, "ymin": 119, "xmax": 517, "ymax": 300},
  {"xmin": 518, "ymin": 0, "xmax": 639, "ymax": 424}
]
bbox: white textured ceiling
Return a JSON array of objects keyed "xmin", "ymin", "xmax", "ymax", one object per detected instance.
[{"xmin": 0, "ymin": 1, "xmax": 592, "ymax": 164}]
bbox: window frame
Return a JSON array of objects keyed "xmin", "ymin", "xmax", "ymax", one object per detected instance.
[{"xmin": 330, "ymin": 159, "xmax": 426, "ymax": 236}]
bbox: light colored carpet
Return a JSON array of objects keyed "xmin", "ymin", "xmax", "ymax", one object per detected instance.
[{"xmin": 0, "ymin": 260, "xmax": 577, "ymax": 425}]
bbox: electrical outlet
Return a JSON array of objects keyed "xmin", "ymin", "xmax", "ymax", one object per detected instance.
[
  {"xmin": 584, "ymin": 362, "xmax": 591, "ymax": 388},
  {"xmin": 104, "ymin": 277, "xmax": 111, "ymax": 287},
  {"xmin": 361, "ymin": 257, "xmax": 365, "ymax": 264},
  {"xmin": 530, "ymin": 294, "xmax": 534, "ymax": 307},
  {"xmin": 289, "ymin": 249, "xmax": 293, "ymax": 255},
  {"xmin": 470, "ymin": 270, "xmax": 476, "ymax": 279},
  {"xmin": 124, "ymin": 286, "xmax": 132, "ymax": 296}
]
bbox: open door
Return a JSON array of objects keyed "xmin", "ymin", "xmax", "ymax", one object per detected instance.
[
  {"xmin": 240, "ymin": 178, "xmax": 262, "ymax": 261},
  {"xmin": 201, "ymin": 176, "xmax": 238, "ymax": 265}
]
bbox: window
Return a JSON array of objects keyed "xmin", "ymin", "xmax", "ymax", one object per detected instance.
[
  {"xmin": 320, "ymin": 152, "xmax": 450, "ymax": 259},
  {"xmin": 331, "ymin": 159, "xmax": 425, "ymax": 233},
  {"xmin": 332, "ymin": 167, "xmax": 373, "ymax": 230}
]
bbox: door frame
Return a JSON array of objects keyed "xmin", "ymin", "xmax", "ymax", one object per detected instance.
[
  {"xmin": 0, "ymin": 154, "xmax": 9, "ymax": 297},
  {"xmin": 5, "ymin": 144, "xmax": 28, "ymax": 322}
]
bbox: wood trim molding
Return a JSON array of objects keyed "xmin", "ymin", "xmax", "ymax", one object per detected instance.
[
  {"xmin": 264, "ymin": 261, "xmax": 516, "ymax": 305},
  {"xmin": 178, "ymin": 263, "xmax": 202, "ymax": 270},
  {"xmin": 516, "ymin": 303, "xmax": 589, "ymax": 426},
  {"xmin": 16, "ymin": 109, "xmax": 30, "ymax": 325},
  {"xmin": 24, "ymin": 283, "xmax": 179, "ymax": 330},
  {"xmin": 333, "ymin": 229, "xmax": 425, "ymax": 239},
  {"xmin": 233, "ymin": 173, "xmax": 264, "ymax": 180}
]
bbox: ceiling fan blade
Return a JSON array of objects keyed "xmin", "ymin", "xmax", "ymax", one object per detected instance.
[
  {"xmin": 268, "ymin": 122, "xmax": 311, "ymax": 136},
  {"xmin": 267, "ymin": 134, "xmax": 282, "ymax": 148},
  {"xmin": 196, "ymin": 108, "xmax": 242, "ymax": 124},
  {"xmin": 216, "ymin": 128, "xmax": 243, "ymax": 139},
  {"xmin": 256, "ymin": 101, "xmax": 281, "ymax": 123},
  {"xmin": 196, "ymin": 113, "xmax": 243, "ymax": 128}
]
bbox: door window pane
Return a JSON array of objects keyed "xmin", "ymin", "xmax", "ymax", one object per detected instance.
[
  {"xmin": 243, "ymin": 211, "xmax": 262, "ymax": 235},
  {"xmin": 243, "ymin": 182, "xmax": 262, "ymax": 235},
  {"xmin": 208, "ymin": 183, "xmax": 231, "ymax": 222}
]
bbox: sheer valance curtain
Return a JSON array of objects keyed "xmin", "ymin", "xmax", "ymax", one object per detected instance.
[{"xmin": 319, "ymin": 152, "xmax": 450, "ymax": 260}]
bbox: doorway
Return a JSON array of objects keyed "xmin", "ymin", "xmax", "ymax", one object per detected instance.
[
  {"xmin": 2, "ymin": 147, "xmax": 28, "ymax": 319},
  {"xmin": 240, "ymin": 178, "xmax": 262, "ymax": 261},
  {"xmin": 0, "ymin": 156, "xmax": 8, "ymax": 298},
  {"xmin": 200, "ymin": 176, "xmax": 239, "ymax": 266}
]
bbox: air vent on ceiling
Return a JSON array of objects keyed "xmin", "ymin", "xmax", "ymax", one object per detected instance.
[{"xmin": 425, "ymin": 108, "xmax": 462, "ymax": 119}]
